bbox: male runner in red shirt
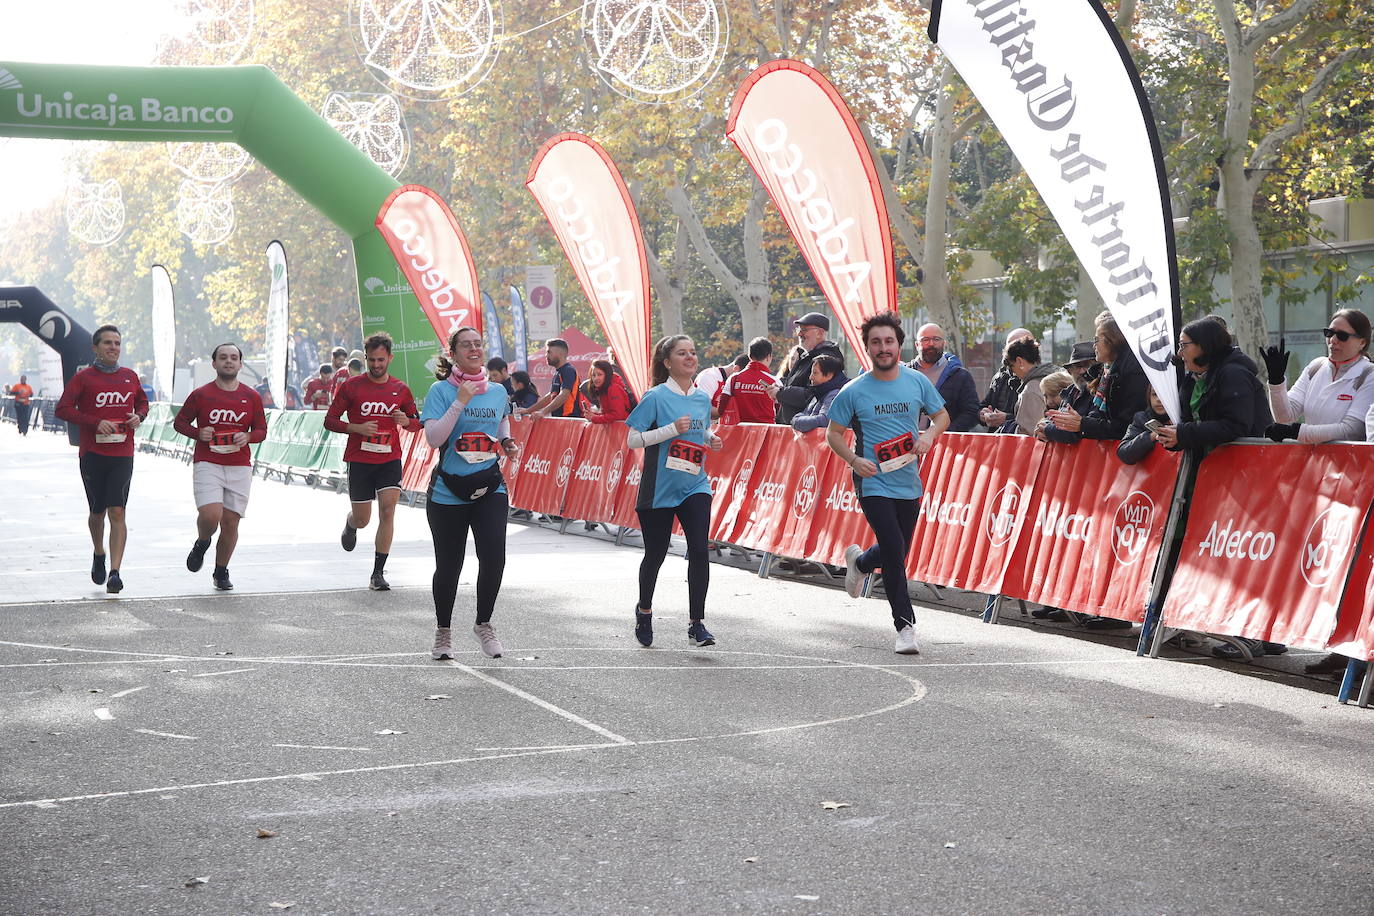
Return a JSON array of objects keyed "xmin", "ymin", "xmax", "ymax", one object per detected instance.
[
  {"xmin": 714, "ymin": 336, "xmax": 778, "ymax": 424},
  {"xmin": 324, "ymin": 332, "xmax": 419, "ymax": 590},
  {"xmin": 303, "ymin": 364, "xmax": 333, "ymax": 409},
  {"xmin": 174, "ymin": 343, "xmax": 269, "ymax": 590},
  {"xmin": 55, "ymin": 325, "xmax": 149, "ymax": 594}
]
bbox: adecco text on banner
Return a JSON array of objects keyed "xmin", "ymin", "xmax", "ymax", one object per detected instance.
[
  {"xmin": 1195, "ymin": 520, "xmax": 1276, "ymax": 562},
  {"xmin": 752, "ymin": 118, "xmax": 872, "ymax": 303},
  {"xmin": 543, "ymin": 176, "xmax": 634, "ymax": 320}
]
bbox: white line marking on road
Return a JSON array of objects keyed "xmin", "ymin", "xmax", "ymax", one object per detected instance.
[
  {"xmin": 134, "ymin": 729, "xmax": 198, "ymax": 741},
  {"xmin": 109, "ymin": 686, "xmax": 147, "ymax": 699},
  {"xmin": 445, "ymin": 661, "xmax": 634, "ymax": 745},
  {"xmin": 192, "ymin": 667, "xmax": 257, "ymax": 678},
  {"xmin": 0, "ymin": 747, "xmax": 600, "ymax": 810},
  {"xmin": 474, "ymin": 742, "xmax": 624, "ymax": 752},
  {"xmin": 272, "ymin": 744, "xmax": 374, "ymax": 752},
  {"xmin": 93, "ymin": 707, "xmax": 113, "ymax": 721}
]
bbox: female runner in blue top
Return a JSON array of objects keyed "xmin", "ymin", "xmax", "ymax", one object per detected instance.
[
  {"xmin": 625, "ymin": 335, "xmax": 723, "ymax": 648},
  {"xmin": 420, "ymin": 326, "xmax": 519, "ymax": 661}
]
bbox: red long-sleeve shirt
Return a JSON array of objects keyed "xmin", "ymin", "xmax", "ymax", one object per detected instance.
[
  {"xmin": 715, "ymin": 360, "xmax": 778, "ymax": 424},
  {"xmin": 323, "ymin": 373, "xmax": 418, "ymax": 463},
  {"xmin": 590, "ymin": 374, "xmax": 633, "ymax": 424},
  {"xmin": 54, "ymin": 365, "xmax": 149, "ymax": 457},
  {"xmin": 173, "ymin": 382, "xmax": 268, "ymax": 466}
]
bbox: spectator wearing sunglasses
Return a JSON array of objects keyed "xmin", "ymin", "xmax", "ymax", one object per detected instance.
[{"xmin": 1260, "ymin": 309, "xmax": 1374, "ymax": 444}]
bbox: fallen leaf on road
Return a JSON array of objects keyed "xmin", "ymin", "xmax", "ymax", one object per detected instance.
[
  {"xmin": 255, "ymin": 829, "xmax": 277, "ymax": 839},
  {"xmin": 424, "ymin": 695, "xmax": 451, "ymax": 701},
  {"xmin": 374, "ymin": 729, "xmax": 405, "ymax": 736},
  {"xmin": 184, "ymin": 876, "xmax": 209, "ymax": 888},
  {"xmin": 743, "ymin": 857, "xmax": 758, "ymax": 864},
  {"xmin": 820, "ymin": 801, "xmax": 849, "ymax": 811},
  {"xmin": 213, "ymin": 651, "xmax": 234, "ymax": 656},
  {"xmin": 268, "ymin": 903, "xmax": 294, "ymax": 910},
  {"xmin": 1211, "ymin": 703, "xmax": 1226, "ymax": 709},
  {"xmin": 87, "ymin": 689, "xmax": 102, "ymax": 694},
  {"xmin": 944, "ymin": 842, "xmax": 958, "ymax": 849}
]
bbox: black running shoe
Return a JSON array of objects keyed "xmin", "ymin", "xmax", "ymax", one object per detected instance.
[
  {"xmin": 687, "ymin": 620, "xmax": 715, "ymax": 648},
  {"xmin": 91, "ymin": 553, "xmax": 107, "ymax": 585},
  {"xmin": 634, "ymin": 607, "xmax": 653, "ymax": 647},
  {"xmin": 106, "ymin": 571, "xmax": 123, "ymax": 594},
  {"xmin": 212, "ymin": 569, "xmax": 234, "ymax": 591},
  {"xmin": 187, "ymin": 538, "xmax": 211, "ymax": 573},
  {"xmin": 369, "ymin": 572, "xmax": 391, "ymax": 591},
  {"xmin": 341, "ymin": 522, "xmax": 357, "ymax": 552}
]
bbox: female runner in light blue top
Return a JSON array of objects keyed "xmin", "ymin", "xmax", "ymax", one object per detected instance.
[{"xmin": 625, "ymin": 335, "xmax": 722, "ymax": 648}]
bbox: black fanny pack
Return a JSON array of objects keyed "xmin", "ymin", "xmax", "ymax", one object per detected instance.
[{"xmin": 431, "ymin": 450, "xmax": 504, "ymax": 502}]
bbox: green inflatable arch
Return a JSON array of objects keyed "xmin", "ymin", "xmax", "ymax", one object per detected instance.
[{"xmin": 0, "ymin": 61, "xmax": 437, "ymax": 391}]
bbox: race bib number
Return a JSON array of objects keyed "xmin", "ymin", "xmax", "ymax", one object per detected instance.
[
  {"xmin": 360, "ymin": 431, "xmax": 393, "ymax": 454},
  {"xmin": 874, "ymin": 432, "xmax": 917, "ymax": 473},
  {"xmin": 209, "ymin": 431, "xmax": 241, "ymax": 454},
  {"xmin": 455, "ymin": 431, "xmax": 499, "ymax": 463},
  {"xmin": 665, "ymin": 438, "xmax": 705, "ymax": 475},
  {"xmin": 95, "ymin": 422, "xmax": 128, "ymax": 444}
]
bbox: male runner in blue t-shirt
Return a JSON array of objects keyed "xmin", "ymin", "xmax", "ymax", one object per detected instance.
[{"xmin": 827, "ymin": 312, "xmax": 950, "ymax": 654}]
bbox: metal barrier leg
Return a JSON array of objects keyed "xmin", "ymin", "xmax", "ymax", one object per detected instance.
[
  {"xmin": 1359, "ymin": 664, "xmax": 1373, "ymax": 708},
  {"xmin": 559, "ymin": 517, "xmax": 570, "ymax": 535},
  {"xmin": 982, "ymin": 594, "xmax": 1001, "ymax": 624},
  {"xmin": 1338, "ymin": 659, "xmax": 1359, "ymax": 704},
  {"xmin": 860, "ymin": 573, "xmax": 875, "ymax": 599},
  {"xmin": 758, "ymin": 552, "xmax": 774, "ymax": 579},
  {"xmin": 924, "ymin": 583, "xmax": 945, "ymax": 602}
]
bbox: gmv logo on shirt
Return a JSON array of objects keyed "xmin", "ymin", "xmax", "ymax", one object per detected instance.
[
  {"xmin": 94, "ymin": 391, "xmax": 132, "ymax": 408},
  {"xmin": 358, "ymin": 401, "xmax": 395, "ymax": 416},
  {"xmin": 208, "ymin": 408, "xmax": 247, "ymax": 424}
]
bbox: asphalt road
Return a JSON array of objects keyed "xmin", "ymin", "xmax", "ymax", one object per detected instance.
[{"xmin": 2, "ymin": 424, "xmax": 1370, "ymax": 915}]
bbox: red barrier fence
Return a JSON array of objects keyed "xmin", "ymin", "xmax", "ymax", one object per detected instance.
[{"xmin": 395, "ymin": 418, "xmax": 1372, "ymax": 658}]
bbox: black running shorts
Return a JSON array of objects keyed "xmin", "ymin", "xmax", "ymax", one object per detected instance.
[
  {"xmin": 79, "ymin": 453, "xmax": 134, "ymax": 513},
  {"xmin": 348, "ymin": 459, "xmax": 403, "ymax": 502}
]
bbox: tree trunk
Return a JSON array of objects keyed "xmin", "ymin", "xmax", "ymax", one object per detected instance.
[
  {"xmin": 920, "ymin": 61, "xmax": 963, "ymax": 358},
  {"xmin": 1075, "ymin": 264, "xmax": 1102, "ymax": 340},
  {"xmin": 644, "ymin": 218, "xmax": 688, "ymax": 337},
  {"xmin": 1214, "ymin": 0, "xmax": 1269, "ymax": 357}
]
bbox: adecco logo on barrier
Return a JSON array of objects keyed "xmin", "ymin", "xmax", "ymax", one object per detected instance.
[
  {"xmin": 555, "ymin": 447, "xmax": 576, "ymax": 489},
  {"xmin": 792, "ymin": 464, "xmax": 818, "ymax": 520},
  {"xmin": 985, "ymin": 483, "xmax": 1023, "ymax": 547},
  {"xmin": 605, "ymin": 450, "xmax": 623, "ymax": 494},
  {"xmin": 922, "ymin": 493, "xmax": 973, "ymax": 527},
  {"xmin": 1111, "ymin": 490, "xmax": 1155, "ymax": 566},
  {"xmin": 1300, "ymin": 505, "xmax": 1358, "ymax": 588},
  {"xmin": 522, "ymin": 453, "xmax": 551, "ymax": 476},
  {"xmin": 1195, "ymin": 519, "xmax": 1276, "ymax": 562}
]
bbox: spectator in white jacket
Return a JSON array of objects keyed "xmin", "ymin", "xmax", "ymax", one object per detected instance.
[{"xmin": 1261, "ymin": 308, "xmax": 1374, "ymax": 443}]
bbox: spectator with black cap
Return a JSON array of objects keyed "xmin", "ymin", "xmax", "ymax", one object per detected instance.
[
  {"xmin": 1061, "ymin": 340, "xmax": 1099, "ymax": 415},
  {"xmin": 773, "ymin": 311, "xmax": 844, "ymax": 425}
]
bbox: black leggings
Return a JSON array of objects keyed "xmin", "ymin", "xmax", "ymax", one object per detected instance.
[
  {"xmin": 857, "ymin": 496, "xmax": 920, "ymax": 630},
  {"xmin": 427, "ymin": 492, "xmax": 508, "ymax": 628},
  {"xmin": 636, "ymin": 491, "xmax": 711, "ymax": 620}
]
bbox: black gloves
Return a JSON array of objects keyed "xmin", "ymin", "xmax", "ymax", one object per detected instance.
[
  {"xmin": 1260, "ymin": 338, "xmax": 1289, "ymax": 385},
  {"xmin": 1265, "ymin": 422, "xmax": 1301, "ymax": 442}
]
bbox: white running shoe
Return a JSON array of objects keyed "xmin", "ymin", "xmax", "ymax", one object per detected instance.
[
  {"xmin": 894, "ymin": 624, "xmax": 920, "ymax": 655},
  {"xmin": 843, "ymin": 544, "xmax": 865, "ymax": 598},
  {"xmin": 473, "ymin": 623, "xmax": 504, "ymax": 658},
  {"xmin": 431, "ymin": 627, "xmax": 453, "ymax": 660}
]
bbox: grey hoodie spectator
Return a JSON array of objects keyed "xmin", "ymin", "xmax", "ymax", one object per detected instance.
[
  {"xmin": 907, "ymin": 323, "xmax": 980, "ymax": 431},
  {"xmin": 774, "ymin": 312, "xmax": 845, "ymax": 424},
  {"xmin": 1006, "ymin": 338, "xmax": 1056, "ymax": 435},
  {"xmin": 790, "ymin": 355, "xmax": 849, "ymax": 432}
]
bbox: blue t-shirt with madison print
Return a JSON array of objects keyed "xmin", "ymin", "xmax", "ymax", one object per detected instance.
[
  {"xmin": 626, "ymin": 381, "xmax": 713, "ymax": 510},
  {"xmin": 421, "ymin": 379, "xmax": 512, "ymax": 505},
  {"xmin": 828, "ymin": 366, "xmax": 945, "ymax": 499}
]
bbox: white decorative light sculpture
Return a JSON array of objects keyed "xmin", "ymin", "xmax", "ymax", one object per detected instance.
[
  {"xmin": 321, "ymin": 91, "xmax": 410, "ymax": 176},
  {"xmin": 65, "ymin": 177, "xmax": 126, "ymax": 246},
  {"xmin": 583, "ymin": 0, "xmax": 726, "ymax": 103},
  {"xmin": 351, "ymin": 0, "xmax": 501, "ymax": 99},
  {"xmin": 176, "ymin": 179, "xmax": 236, "ymax": 245},
  {"xmin": 163, "ymin": 0, "xmax": 255, "ymax": 65},
  {"xmin": 167, "ymin": 141, "xmax": 252, "ymax": 184}
]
